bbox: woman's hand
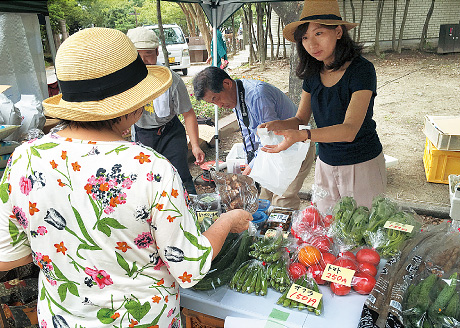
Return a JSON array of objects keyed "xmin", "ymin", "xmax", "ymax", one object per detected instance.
[
  {"xmin": 220, "ymin": 209, "xmax": 253, "ymax": 233},
  {"xmin": 261, "ymin": 129, "xmax": 308, "ymax": 153},
  {"xmin": 259, "ymin": 120, "xmax": 284, "ymax": 131}
]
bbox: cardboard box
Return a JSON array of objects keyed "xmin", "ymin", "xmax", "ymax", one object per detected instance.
[{"xmin": 424, "ymin": 115, "xmax": 460, "ymax": 151}]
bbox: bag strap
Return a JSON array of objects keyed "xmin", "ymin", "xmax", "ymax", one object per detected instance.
[{"xmin": 235, "ymin": 79, "xmax": 255, "ymax": 163}]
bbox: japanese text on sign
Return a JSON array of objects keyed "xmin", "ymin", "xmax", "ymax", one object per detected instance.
[
  {"xmin": 383, "ymin": 220, "xmax": 414, "ymax": 233},
  {"xmin": 321, "ymin": 263, "xmax": 355, "ymax": 287},
  {"xmin": 286, "ymin": 283, "xmax": 322, "ymax": 308},
  {"xmin": 196, "ymin": 211, "xmax": 219, "ymax": 223}
]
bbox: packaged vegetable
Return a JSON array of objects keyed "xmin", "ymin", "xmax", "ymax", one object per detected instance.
[{"xmin": 212, "ymin": 171, "xmax": 258, "ymax": 213}]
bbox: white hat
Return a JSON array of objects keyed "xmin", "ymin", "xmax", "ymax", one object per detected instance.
[{"xmin": 127, "ymin": 27, "xmax": 159, "ymax": 50}]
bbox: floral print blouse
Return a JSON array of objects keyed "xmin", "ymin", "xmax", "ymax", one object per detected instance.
[{"xmin": 0, "ymin": 133, "xmax": 212, "ymax": 328}]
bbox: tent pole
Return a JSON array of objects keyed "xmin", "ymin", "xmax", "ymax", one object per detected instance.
[
  {"xmin": 212, "ymin": 4, "xmax": 219, "ymax": 171},
  {"xmin": 45, "ymin": 15, "xmax": 60, "ymax": 90}
]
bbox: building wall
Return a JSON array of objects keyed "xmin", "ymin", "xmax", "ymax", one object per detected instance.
[{"xmin": 271, "ymin": 0, "xmax": 460, "ymax": 48}]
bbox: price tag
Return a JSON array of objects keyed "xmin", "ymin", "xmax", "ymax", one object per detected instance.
[
  {"xmin": 384, "ymin": 221, "xmax": 414, "ymax": 233},
  {"xmin": 286, "ymin": 283, "xmax": 322, "ymax": 308},
  {"xmin": 264, "ymin": 229, "xmax": 289, "ymax": 239},
  {"xmin": 267, "ymin": 213, "xmax": 289, "ymax": 223},
  {"xmin": 196, "ymin": 211, "xmax": 219, "ymax": 223},
  {"xmin": 321, "ymin": 263, "xmax": 355, "ymax": 287}
]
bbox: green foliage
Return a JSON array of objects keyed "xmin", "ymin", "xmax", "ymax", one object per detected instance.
[{"xmin": 137, "ymin": 0, "xmax": 187, "ymax": 34}]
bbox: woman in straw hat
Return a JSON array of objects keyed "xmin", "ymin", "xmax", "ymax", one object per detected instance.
[
  {"xmin": 261, "ymin": 0, "xmax": 386, "ymax": 213},
  {"xmin": 0, "ymin": 27, "xmax": 251, "ymax": 328}
]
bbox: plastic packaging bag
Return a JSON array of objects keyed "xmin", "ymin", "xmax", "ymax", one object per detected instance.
[
  {"xmin": 229, "ymin": 259, "xmax": 268, "ymax": 295},
  {"xmin": 211, "ymin": 171, "xmax": 258, "ymax": 213},
  {"xmin": 13, "ymin": 95, "xmax": 46, "ymax": 141},
  {"xmin": 249, "ymin": 128, "xmax": 309, "ymax": 196}
]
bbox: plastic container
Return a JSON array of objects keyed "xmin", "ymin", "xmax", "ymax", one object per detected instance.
[
  {"xmin": 424, "ymin": 115, "xmax": 460, "ymax": 151},
  {"xmin": 252, "ymin": 210, "xmax": 268, "ymax": 228},
  {"xmin": 226, "ymin": 143, "xmax": 247, "ymax": 174},
  {"xmin": 257, "ymin": 199, "xmax": 271, "ymax": 213},
  {"xmin": 423, "ymin": 138, "xmax": 460, "ymax": 184}
]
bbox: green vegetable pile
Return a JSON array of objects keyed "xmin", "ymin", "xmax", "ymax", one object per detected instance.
[
  {"xmin": 192, "ymin": 231, "xmax": 252, "ymax": 291},
  {"xmin": 276, "ymin": 275, "xmax": 323, "ymax": 315},
  {"xmin": 266, "ymin": 259, "xmax": 291, "ymax": 293},
  {"xmin": 331, "ymin": 195, "xmax": 421, "ymax": 257},
  {"xmin": 404, "ymin": 272, "xmax": 459, "ymax": 328},
  {"xmin": 229, "ymin": 259, "xmax": 268, "ymax": 296},
  {"xmin": 249, "ymin": 233, "xmax": 286, "ymax": 262},
  {"xmin": 332, "ymin": 196, "xmax": 369, "ymax": 247}
]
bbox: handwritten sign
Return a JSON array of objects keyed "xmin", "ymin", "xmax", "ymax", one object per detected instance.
[
  {"xmin": 196, "ymin": 211, "xmax": 219, "ymax": 223},
  {"xmin": 321, "ymin": 264, "xmax": 355, "ymax": 287},
  {"xmin": 286, "ymin": 283, "xmax": 322, "ymax": 308},
  {"xmin": 264, "ymin": 229, "xmax": 289, "ymax": 239},
  {"xmin": 384, "ymin": 221, "xmax": 414, "ymax": 233}
]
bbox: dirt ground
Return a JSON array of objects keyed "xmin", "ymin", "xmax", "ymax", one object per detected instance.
[{"xmin": 185, "ymin": 50, "xmax": 460, "ymax": 210}]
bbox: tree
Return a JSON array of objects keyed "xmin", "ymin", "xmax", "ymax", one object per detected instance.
[
  {"xmin": 156, "ymin": 0, "xmax": 169, "ymax": 68},
  {"xmin": 419, "ymin": 0, "xmax": 435, "ymax": 51},
  {"xmin": 374, "ymin": 0, "xmax": 385, "ymax": 57},
  {"xmin": 271, "ymin": 1, "xmax": 304, "ymax": 106},
  {"xmin": 392, "ymin": 0, "xmax": 397, "ymax": 51},
  {"xmin": 397, "ymin": 0, "xmax": 410, "ymax": 53},
  {"xmin": 357, "ymin": 0, "xmax": 365, "ymax": 42}
]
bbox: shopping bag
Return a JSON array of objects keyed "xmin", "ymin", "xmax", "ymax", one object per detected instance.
[{"xmin": 249, "ymin": 128, "xmax": 309, "ymax": 196}]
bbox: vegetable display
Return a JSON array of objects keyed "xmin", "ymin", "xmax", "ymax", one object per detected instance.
[
  {"xmin": 276, "ymin": 275, "xmax": 323, "ymax": 315},
  {"xmin": 229, "ymin": 259, "xmax": 268, "ymax": 296}
]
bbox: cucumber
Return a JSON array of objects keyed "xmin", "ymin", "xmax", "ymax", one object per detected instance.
[
  {"xmin": 429, "ymin": 272, "xmax": 458, "ymax": 316},
  {"xmin": 416, "ymin": 274, "xmax": 438, "ymax": 311},
  {"xmin": 193, "ymin": 231, "xmax": 252, "ymax": 291}
]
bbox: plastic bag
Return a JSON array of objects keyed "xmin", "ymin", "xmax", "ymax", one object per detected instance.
[
  {"xmin": 10, "ymin": 95, "xmax": 46, "ymax": 141},
  {"xmin": 249, "ymin": 128, "xmax": 309, "ymax": 196},
  {"xmin": 211, "ymin": 171, "xmax": 258, "ymax": 213},
  {"xmin": 229, "ymin": 259, "xmax": 268, "ymax": 295},
  {"xmin": 258, "ymin": 207, "xmax": 294, "ymax": 235},
  {"xmin": 192, "ymin": 230, "xmax": 253, "ymax": 291},
  {"xmin": 187, "ymin": 193, "xmax": 221, "ymax": 233}
]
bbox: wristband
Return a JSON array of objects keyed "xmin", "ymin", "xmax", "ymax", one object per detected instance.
[{"xmin": 303, "ymin": 128, "xmax": 311, "ymax": 142}]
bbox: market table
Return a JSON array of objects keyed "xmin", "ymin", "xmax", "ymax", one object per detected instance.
[{"xmin": 180, "ymin": 282, "xmax": 367, "ymax": 327}]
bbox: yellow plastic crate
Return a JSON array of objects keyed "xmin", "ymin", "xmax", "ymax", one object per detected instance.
[{"xmin": 423, "ymin": 138, "xmax": 460, "ymax": 184}]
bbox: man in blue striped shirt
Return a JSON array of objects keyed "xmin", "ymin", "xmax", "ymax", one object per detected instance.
[{"xmin": 193, "ymin": 67, "xmax": 315, "ymax": 209}]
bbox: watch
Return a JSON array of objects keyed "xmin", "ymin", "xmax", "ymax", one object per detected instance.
[{"xmin": 301, "ymin": 128, "xmax": 311, "ymax": 142}]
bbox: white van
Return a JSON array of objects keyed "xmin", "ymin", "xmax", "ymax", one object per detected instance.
[{"xmin": 144, "ymin": 24, "xmax": 191, "ymax": 76}]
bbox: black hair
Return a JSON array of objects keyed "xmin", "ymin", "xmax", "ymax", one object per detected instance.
[
  {"xmin": 58, "ymin": 108, "xmax": 143, "ymax": 130},
  {"xmin": 294, "ymin": 23, "xmax": 363, "ymax": 79},
  {"xmin": 193, "ymin": 66, "xmax": 232, "ymax": 101}
]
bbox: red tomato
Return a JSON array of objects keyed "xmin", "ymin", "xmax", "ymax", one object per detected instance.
[
  {"xmin": 338, "ymin": 251, "xmax": 356, "ymax": 261},
  {"xmin": 321, "ymin": 252, "xmax": 337, "ymax": 265},
  {"xmin": 301, "ymin": 206, "xmax": 321, "ymax": 227},
  {"xmin": 308, "ymin": 264, "xmax": 326, "ymax": 285},
  {"xmin": 358, "ymin": 262, "xmax": 378, "ymax": 277},
  {"xmin": 333, "ymin": 257, "xmax": 358, "ymax": 271},
  {"xmin": 330, "ymin": 282, "xmax": 351, "ymax": 296},
  {"xmin": 309, "ymin": 235, "xmax": 332, "ymax": 253},
  {"xmin": 356, "ymin": 248, "xmax": 381, "ymax": 266},
  {"xmin": 322, "ymin": 214, "xmax": 334, "ymax": 228},
  {"xmin": 288, "ymin": 262, "xmax": 307, "ymax": 280},
  {"xmin": 352, "ymin": 272, "xmax": 376, "ymax": 295}
]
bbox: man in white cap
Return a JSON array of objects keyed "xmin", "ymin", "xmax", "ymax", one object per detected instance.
[{"xmin": 127, "ymin": 26, "xmax": 204, "ymax": 195}]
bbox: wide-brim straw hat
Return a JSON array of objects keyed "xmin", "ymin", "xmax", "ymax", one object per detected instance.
[
  {"xmin": 283, "ymin": 0, "xmax": 358, "ymax": 42},
  {"xmin": 43, "ymin": 27, "xmax": 172, "ymax": 121},
  {"xmin": 0, "ymin": 85, "xmax": 11, "ymax": 94}
]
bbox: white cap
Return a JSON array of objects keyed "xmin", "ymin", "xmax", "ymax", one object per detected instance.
[{"xmin": 127, "ymin": 27, "xmax": 159, "ymax": 50}]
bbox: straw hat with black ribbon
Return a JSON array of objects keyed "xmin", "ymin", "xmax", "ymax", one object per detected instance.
[
  {"xmin": 283, "ymin": 0, "xmax": 359, "ymax": 43},
  {"xmin": 43, "ymin": 27, "xmax": 172, "ymax": 121}
]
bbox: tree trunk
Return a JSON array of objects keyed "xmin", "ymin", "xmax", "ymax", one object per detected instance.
[
  {"xmin": 397, "ymin": 0, "xmax": 410, "ymax": 53},
  {"xmin": 231, "ymin": 15, "xmax": 237, "ymax": 55},
  {"xmin": 392, "ymin": 0, "xmax": 397, "ymax": 51},
  {"xmin": 157, "ymin": 0, "xmax": 169, "ymax": 68},
  {"xmin": 271, "ymin": 2, "xmax": 304, "ymax": 105},
  {"xmin": 243, "ymin": 5, "xmax": 256, "ymax": 65},
  {"xmin": 419, "ymin": 0, "xmax": 435, "ymax": 51},
  {"xmin": 350, "ymin": 0, "xmax": 357, "ymax": 40},
  {"xmin": 178, "ymin": 3, "xmax": 196, "ymax": 37},
  {"xmin": 266, "ymin": 5, "xmax": 274, "ymax": 61},
  {"xmin": 59, "ymin": 19, "xmax": 68, "ymax": 41},
  {"xmin": 342, "ymin": 0, "xmax": 347, "ymax": 21},
  {"xmin": 276, "ymin": 16, "xmax": 281, "ymax": 59},
  {"xmin": 375, "ymin": 0, "xmax": 385, "ymax": 57},
  {"xmin": 358, "ymin": 0, "xmax": 364, "ymax": 42},
  {"xmin": 256, "ymin": 3, "xmax": 265, "ymax": 69}
]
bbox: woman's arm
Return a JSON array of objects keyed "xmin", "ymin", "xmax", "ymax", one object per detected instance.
[
  {"xmin": 262, "ymin": 90, "xmax": 372, "ymax": 152},
  {"xmin": 0, "ymin": 254, "xmax": 33, "ymax": 272}
]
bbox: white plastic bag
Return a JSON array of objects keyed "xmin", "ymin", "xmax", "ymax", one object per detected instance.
[
  {"xmin": 249, "ymin": 128, "xmax": 309, "ymax": 196},
  {"xmin": 12, "ymin": 94, "xmax": 46, "ymax": 141}
]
